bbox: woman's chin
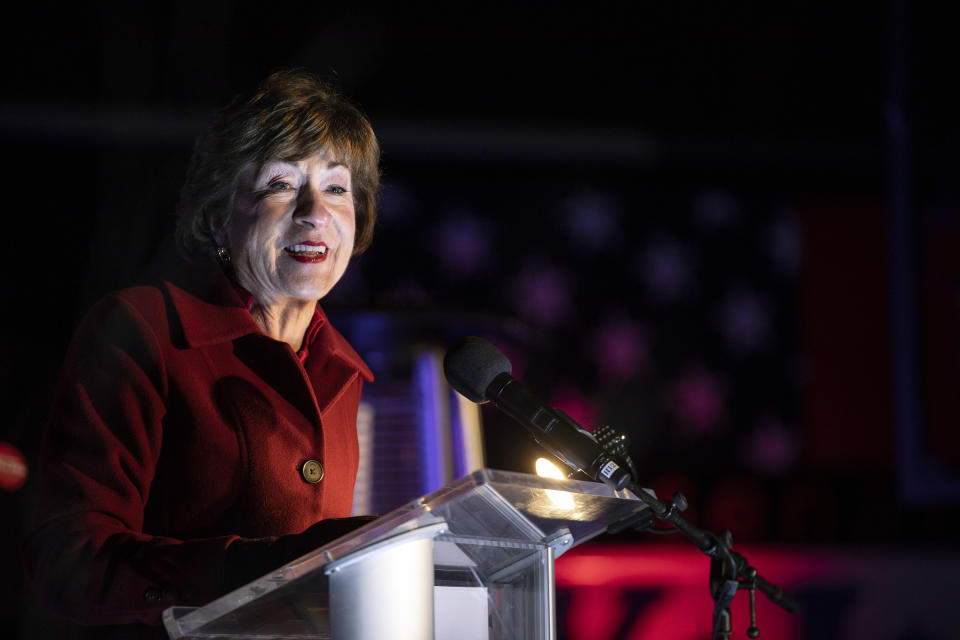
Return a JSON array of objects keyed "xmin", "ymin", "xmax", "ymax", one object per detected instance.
[
  {"xmin": 282, "ymin": 281, "xmax": 334, "ymax": 304},
  {"xmin": 272, "ymin": 265, "xmax": 343, "ymax": 302}
]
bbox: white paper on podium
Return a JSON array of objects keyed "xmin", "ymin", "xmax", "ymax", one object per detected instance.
[{"xmin": 435, "ymin": 586, "xmax": 489, "ymax": 640}]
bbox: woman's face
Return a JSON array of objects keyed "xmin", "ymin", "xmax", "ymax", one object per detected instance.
[{"xmin": 222, "ymin": 148, "xmax": 356, "ymax": 306}]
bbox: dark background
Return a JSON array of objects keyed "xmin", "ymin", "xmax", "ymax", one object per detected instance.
[{"xmin": 1, "ymin": 1, "xmax": 958, "ymax": 637}]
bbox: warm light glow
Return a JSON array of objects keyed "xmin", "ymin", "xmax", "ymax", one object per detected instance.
[
  {"xmin": 536, "ymin": 457, "xmax": 566, "ymax": 479},
  {"xmin": 535, "ymin": 458, "xmax": 575, "ymax": 509}
]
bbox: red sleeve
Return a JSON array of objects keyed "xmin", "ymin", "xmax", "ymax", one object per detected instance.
[{"xmin": 23, "ymin": 294, "xmax": 239, "ymax": 626}]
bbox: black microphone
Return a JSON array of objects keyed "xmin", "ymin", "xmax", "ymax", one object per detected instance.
[{"xmin": 443, "ymin": 337, "xmax": 634, "ymax": 491}]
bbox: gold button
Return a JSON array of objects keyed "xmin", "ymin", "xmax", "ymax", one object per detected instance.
[{"xmin": 301, "ymin": 459, "xmax": 324, "ymax": 484}]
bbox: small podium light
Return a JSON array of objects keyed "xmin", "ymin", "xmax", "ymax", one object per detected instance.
[
  {"xmin": 535, "ymin": 457, "xmax": 565, "ymax": 479},
  {"xmin": 535, "ymin": 458, "xmax": 575, "ymax": 509}
]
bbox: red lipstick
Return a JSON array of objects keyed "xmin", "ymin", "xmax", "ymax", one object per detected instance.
[{"xmin": 284, "ymin": 241, "xmax": 329, "ymax": 263}]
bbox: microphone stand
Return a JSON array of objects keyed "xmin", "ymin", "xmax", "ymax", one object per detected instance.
[
  {"xmin": 618, "ymin": 477, "xmax": 800, "ymax": 639},
  {"xmin": 576, "ymin": 424, "xmax": 799, "ymax": 636},
  {"xmin": 588, "ymin": 424, "xmax": 798, "ymax": 635}
]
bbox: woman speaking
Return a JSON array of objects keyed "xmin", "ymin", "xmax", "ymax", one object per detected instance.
[{"xmin": 24, "ymin": 70, "xmax": 380, "ymax": 638}]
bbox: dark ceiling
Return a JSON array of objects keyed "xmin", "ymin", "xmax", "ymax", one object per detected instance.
[
  {"xmin": 3, "ymin": 3, "xmax": 950, "ymax": 148},
  {"xmin": 3, "ymin": 2, "xmax": 955, "ymax": 203}
]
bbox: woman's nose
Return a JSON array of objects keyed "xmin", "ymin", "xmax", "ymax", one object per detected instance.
[{"xmin": 294, "ymin": 187, "xmax": 332, "ymax": 226}]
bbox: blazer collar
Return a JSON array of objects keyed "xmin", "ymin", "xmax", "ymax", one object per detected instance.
[
  {"xmin": 165, "ymin": 259, "xmax": 261, "ymax": 348},
  {"xmin": 312, "ymin": 309, "xmax": 375, "ymax": 383},
  {"xmin": 163, "ymin": 258, "xmax": 373, "ymax": 382}
]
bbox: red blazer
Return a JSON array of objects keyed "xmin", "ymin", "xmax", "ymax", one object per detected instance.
[{"xmin": 23, "ymin": 259, "xmax": 373, "ymax": 632}]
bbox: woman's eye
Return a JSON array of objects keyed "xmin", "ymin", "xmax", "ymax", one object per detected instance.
[
  {"xmin": 269, "ymin": 180, "xmax": 293, "ymax": 191},
  {"xmin": 327, "ymin": 185, "xmax": 348, "ymax": 194}
]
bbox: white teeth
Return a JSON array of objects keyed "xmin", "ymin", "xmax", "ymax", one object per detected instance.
[{"xmin": 286, "ymin": 244, "xmax": 327, "ymax": 254}]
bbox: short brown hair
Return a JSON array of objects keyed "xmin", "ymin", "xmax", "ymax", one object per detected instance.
[{"xmin": 176, "ymin": 69, "xmax": 380, "ymax": 258}]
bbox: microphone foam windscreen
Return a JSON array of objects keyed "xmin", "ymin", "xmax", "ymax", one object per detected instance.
[{"xmin": 443, "ymin": 337, "xmax": 512, "ymax": 403}]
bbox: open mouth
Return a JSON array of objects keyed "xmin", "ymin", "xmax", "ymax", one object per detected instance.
[{"xmin": 284, "ymin": 243, "xmax": 328, "ymax": 263}]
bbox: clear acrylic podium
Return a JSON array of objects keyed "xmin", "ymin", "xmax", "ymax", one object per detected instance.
[{"xmin": 163, "ymin": 469, "xmax": 651, "ymax": 640}]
